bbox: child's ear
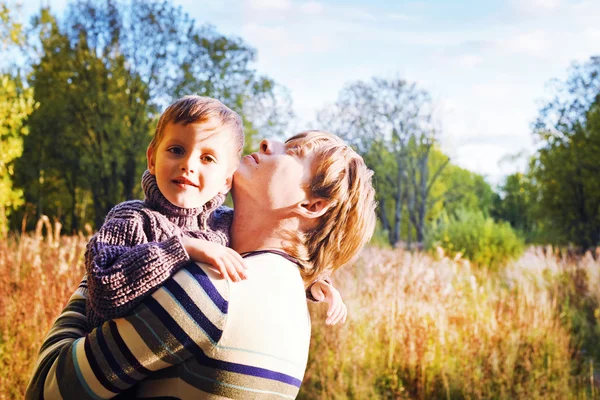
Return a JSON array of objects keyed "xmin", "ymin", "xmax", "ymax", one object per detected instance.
[
  {"xmin": 296, "ymin": 197, "xmax": 331, "ymax": 220},
  {"xmin": 146, "ymin": 146, "xmax": 156, "ymax": 174},
  {"xmin": 219, "ymin": 174, "xmax": 233, "ymax": 195}
]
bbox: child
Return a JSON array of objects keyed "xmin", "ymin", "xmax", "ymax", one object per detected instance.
[{"xmin": 85, "ymin": 95, "xmax": 345, "ymax": 328}]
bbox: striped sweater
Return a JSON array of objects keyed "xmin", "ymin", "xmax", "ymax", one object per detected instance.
[{"xmin": 26, "ymin": 252, "xmax": 311, "ymax": 399}]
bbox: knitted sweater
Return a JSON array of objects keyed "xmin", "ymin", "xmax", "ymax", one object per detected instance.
[
  {"xmin": 85, "ymin": 170, "xmax": 232, "ymax": 328},
  {"xmin": 26, "ymin": 253, "xmax": 311, "ymax": 399}
]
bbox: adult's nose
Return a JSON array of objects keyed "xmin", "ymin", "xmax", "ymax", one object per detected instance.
[{"xmin": 259, "ymin": 139, "xmax": 273, "ymax": 154}]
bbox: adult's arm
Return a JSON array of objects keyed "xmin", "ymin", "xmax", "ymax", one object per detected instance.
[{"xmin": 26, "ymin": 264, "xmax": 229, "ymax": 399}]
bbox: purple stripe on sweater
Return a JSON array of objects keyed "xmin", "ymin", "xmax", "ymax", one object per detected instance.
[
  {"xmin": 141, "ymin": 296, "xmax": 300, "ymax": 387},
  {"xmin": 108, "ymin": 320, "xmax": 152, "ymax": 376},
  {"xmin": 163, "ymin": 279, "xmax": 223, "ymax": 343},
  {"xmin": 186, "ymin": 264, "xmax": 228, "ymax": 314},
  {"xmin": 96, "ymin": 324, "xmax": 138, "ymax": 386},
  {"xmin": 83, "ymin": 333, "xmax": 122, "ymax": 393},
  {"xmin": 144, "ymin": 295, "xmax": 222, "ymax": 350},
  {"xmin": 199, "ymin": 356, "xmax": 303, "ymax": 388}
]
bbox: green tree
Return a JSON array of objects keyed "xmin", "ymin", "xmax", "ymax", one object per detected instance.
[
  {"xmin": 492, "ymin": 172, "xmax": 538, "ymax": 235},
  {"xmin": 17, "ymin": 0, "xmax": 292, "ymax": 231},
  {"xmin": 1, "ymin": 2, "xmax": 23, "ymax": 47},
  {"xmin": 319, "ymin": 77, "xmax": 446, "ymax": 247},
  {"xmin": 0, "ymin": 2, "xmax": 35, "ymax": 237},
  {"xmin": 0, "ymin": 75, "xmax": 34, "ymax": 238},
  {"xmin": 531, "ymin": 56, "xmax": 600, "ymax": 249},
  {"xmin": 428, "ymin": 157, "xmax": 497, "ymax": 220}
]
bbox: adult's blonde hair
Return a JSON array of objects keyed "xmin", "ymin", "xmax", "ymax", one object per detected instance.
[
  {"xmin": 149, "ymin": 95, "xmax": 244, "ymax": 159},
  {"xmin": 284, "ymin": 130, "xmax": 377, "ymax": 284}
]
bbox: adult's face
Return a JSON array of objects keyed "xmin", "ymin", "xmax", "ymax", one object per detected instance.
[{"xmin": 233, "ymin": 138, "xmax": 314, "ymax": 210}]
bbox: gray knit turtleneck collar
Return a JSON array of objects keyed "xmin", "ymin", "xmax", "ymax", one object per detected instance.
[{"xmin": 141, "ymin": 170, "xmax": 225, "ymax": 229}]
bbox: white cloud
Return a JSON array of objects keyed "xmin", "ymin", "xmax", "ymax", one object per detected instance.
[
  {"xmin": 429, "ymin": 49, "xmax": 486, "ymax": 70},
  {"xmin": 586, "ymin": 27, "xmax": 600, "ymax": 40},
  {"xmin": 300, "ymin": 1, "xmax": 324, "ymax": 15},
  {"xmin": 242, "ymin": 23, "xmax": 289, "ymax": 49},
  {"xmin": 498, "ymin": 29, "xmax": 549, "ymax": 55},
  {"xmin": 456, "ymin": 54, "xmax": 484, "ymax": 69},
  {"xmin": 245, "ymin": 0, "xmax": 291, "ymax": 12},
  {"xmin": 340, "ymin": 7, "xmax": 377, "ymax": 22},
  {"xmin": 388, "ymin": 13, "xmax": 416, "ymax": 22},
  {"xmin": 470, "ymin": 83, "xmax": 514, "ymax": 98},
  {"xmin": 513, "ymin": 0, "xmax": 562, "ymax": 13},
  {"xmin": 241, "ymin": 23, "xmax": 335, "ymax": 57}
]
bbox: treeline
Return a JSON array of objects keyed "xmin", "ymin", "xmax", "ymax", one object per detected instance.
[
  {"xmin": 1, "ymin": 1, "xmax": 599, "ymax": 253},
  {"xmin": 1, "ymin": 0, "xmax": 292, "ymax": 232},
  {"xmin": 318, "ymin": 59, "xmax": 600, "ymax": 254},
  {"xmin": 502, "ymin": 57, "xmax": 600, "ymax": 251}
]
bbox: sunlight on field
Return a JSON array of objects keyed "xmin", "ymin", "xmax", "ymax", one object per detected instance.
[
  {"xmin": 1, "ymin": 232, "xmax": 599, "ymax": 399},
  {"xmin": 304, "ymin": 247, "xmax": 600, "ymax": 399},
  {"xmin": 0, "ymin": 229, "xmax": 88, "ymax": 400}
]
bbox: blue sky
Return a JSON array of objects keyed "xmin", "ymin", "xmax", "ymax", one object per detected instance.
[{"xmin": 17, "ymin": 0, "xmax": 600, "ymax": 185}]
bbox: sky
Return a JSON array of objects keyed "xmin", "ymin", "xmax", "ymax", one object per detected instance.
[{"xmin": 16, "ymin": 0, "xmax": 600, "ymax": 186}]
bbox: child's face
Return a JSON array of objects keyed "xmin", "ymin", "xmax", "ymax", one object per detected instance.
[{"xmin": 147, "ymin": 122, "xmax": 237, "ymax": 209}]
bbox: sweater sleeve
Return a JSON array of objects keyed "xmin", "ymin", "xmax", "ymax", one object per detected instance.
[
  {"xmin": 85, "ymin": 203, "xmax": 191, "ymax": 326},
  {"xmin": 25, "ymin": 264, "xmax": 229, "ymax": 400}
]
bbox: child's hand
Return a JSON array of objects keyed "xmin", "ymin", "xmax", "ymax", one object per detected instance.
[
  {"xmin": 182, "ymin": 237, "xmax": 248, "ymax": 282},
  {"xmin": 310, "ymin": 280, "xmax": 347, "ymax": 325}
]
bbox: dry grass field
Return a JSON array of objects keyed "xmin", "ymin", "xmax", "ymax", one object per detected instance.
[{"xmin": 2, "ymin": 227, "xmax": 600, "ymax": 399}]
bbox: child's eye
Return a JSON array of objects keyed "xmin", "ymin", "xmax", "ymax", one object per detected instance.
[
  {"xmin": 167, "ymin": 146, "xmax": 184, "ymax": 155},
  {"xmin": 200, "ymin": 154, "xmax": 217, "ymax": 163}
]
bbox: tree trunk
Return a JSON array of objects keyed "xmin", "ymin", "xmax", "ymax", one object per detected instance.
[
  {"xmin": 122, "ymin": 150, "xmax": 138, "ymax": 200},
  {"xmin": 378, "ymin": 197, "xmax": 393, "ymax": 245},
  {"xmin": 416, "ymin": 148, "xmax": 429, "ymax": 243},
  {"xmin": 392, "ymin": 167, "xmax": 404, "ymax": 247},
  {"xmin": 69, "ymin": 182, "xmax": 79, "ymax": 233},
  {"xmin": 407, "ymin": 189, "xmax": 415, "ymax": 250}
]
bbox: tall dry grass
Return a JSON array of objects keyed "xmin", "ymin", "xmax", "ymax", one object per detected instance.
[
  {"xmin": 1, "ymin": 227, "xmax": 599, "ymax": 399},
  {"xmin": 0, "ymin": 220, "xmax": 88, "ymax": 400},
  {"xmin": 302, "ymin": 247, "xmax": 600, "ymax": 399}
]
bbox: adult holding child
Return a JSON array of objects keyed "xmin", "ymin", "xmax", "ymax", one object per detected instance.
[{"xmin": 26, "ymin": 97, "xmax": 377, "ymax": 399}]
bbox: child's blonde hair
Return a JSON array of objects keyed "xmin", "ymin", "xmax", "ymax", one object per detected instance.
[
  {"xmin": 284, "ymin": 130, "xmax": 377, "ymax": 283},
  {"xmin": 149, "ymin": 95, "xmax": 244, "ymax": 160}
]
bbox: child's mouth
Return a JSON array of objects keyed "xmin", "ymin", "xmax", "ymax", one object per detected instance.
[{"xmin": 172, "ymin": 177, "xmax": 199, "ymax": 188}]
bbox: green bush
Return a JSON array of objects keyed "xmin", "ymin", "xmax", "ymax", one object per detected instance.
[{"xmin": 427, "ymin": 209, "xmax": 524, "ymax": 270}]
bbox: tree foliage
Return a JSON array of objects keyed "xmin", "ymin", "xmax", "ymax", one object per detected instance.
[
  {"xmin": 431, "ymin": 158, "xmax": 497, "ymax": 220},
  {"xmin": 14, "ymin": 0, "xmax": 292, "ymax": 231},
  {"xmin": 492, "ymin": 172, "xmax": 538, "ymax": 236},
  {"xmin": 530, "ymin": 57, "xmax": 600, "ymax": 249},
  {"xmin": 0, "ymin": 2, "xmax": 34, "ymax": 238},
  {"xmin": 427, "ymin": 209, "xmax": 524, "ymax": 271},
  {"xmin": 319, "ymin": 77, "xmax": 447, "ymax": 247},
  {"xmin": 1, "ymin": 2, "xmax": 23, "ymax": 48}
]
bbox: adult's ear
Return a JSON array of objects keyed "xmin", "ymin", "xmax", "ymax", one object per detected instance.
[
  {"xmin": 219, "ymin": 174, "xmax": 234, "ymax": 195},
  {"xmin": 296, "ymin": 197, "xmax": 331, "ymax": 220},
  {"xmin": 146, "ymin": 146, "xmax": 156, "ymax": 174}
]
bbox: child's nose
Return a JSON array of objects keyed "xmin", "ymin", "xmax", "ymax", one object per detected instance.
[{"xmin": 181, "ymin": 156, "xmax": 199, "ymax": 173}]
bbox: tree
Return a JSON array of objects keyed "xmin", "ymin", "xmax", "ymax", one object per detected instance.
[
  {"xmin": 1, "ymin": 2, "xmax": 23, "ymax": 47},
  {"xmin": 405, "ymin": 134, "xmax": 449, "ymax": 244},
  {"xmin": 427, "ymin": 153, "xmax": 497, "ymax": 220},
  {"xmin": 493, "ymin": 172, "xmax": 538, "ymax": 234},
  {"xmin": 0, "ymin": 2, "xmax": 35, "ymax": 237},
  {"xmin": 17, "ymin": 0, "xmax": 292, "ymax": 231},
  {"xmin": 319, "ymin": 77, "xmax": 446, "ymax": 247},
  {"xmin": 531, "ymin": 56, "xmax": 600, "ymax": 250}
]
